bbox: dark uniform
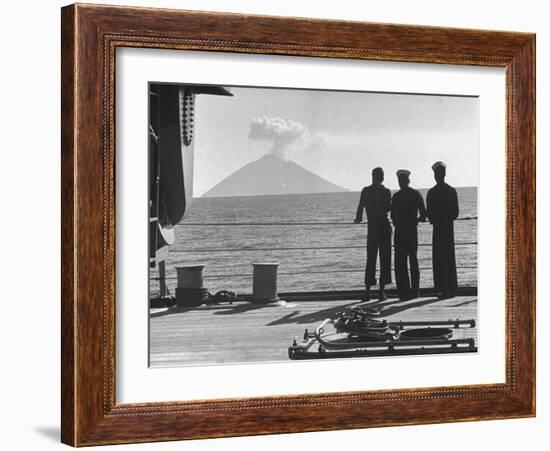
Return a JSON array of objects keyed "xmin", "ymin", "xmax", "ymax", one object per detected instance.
[
  {"xmin": 355, "ymin": 185, "xmax": 392, "ymax": 286},
  {"xmin": 391, "ymin": 187, "xmax": 427, "ymax": 298},
  {"xmin": 426, "ymin": 182, "xmax": 459, "ymax": 294}
]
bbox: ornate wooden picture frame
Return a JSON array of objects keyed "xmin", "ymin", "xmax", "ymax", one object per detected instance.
[{"xmin": 61, "ymin": 3, "xmax": 535, "ymax": 446}]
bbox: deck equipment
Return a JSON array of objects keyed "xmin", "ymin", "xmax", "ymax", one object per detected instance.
[{"xmin": 288, "ymin": 304, "xmax": 476, "ymax": 360}]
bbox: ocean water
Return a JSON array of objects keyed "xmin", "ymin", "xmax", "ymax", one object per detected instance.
[{"xmin": 150, "ymin": 187, "xmax": 477, "ymax": 295}]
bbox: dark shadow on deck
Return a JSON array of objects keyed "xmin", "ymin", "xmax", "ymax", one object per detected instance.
[
  {"xmin": 263, "ymin": 296, "xmax": 473, "ymax": 327},
  {"xmin": 150, "ymin": 295, "xmax": 477, "ymax": 322},
  {"xmin": 446, "ymin": 299, "xmax": 478, "ymax": 308},
  {"xmin": 374, "ymin": 297, "xmax": 442, "ymax": 316},
  {"xmin": 265, "ymin": 302, "xmax": 359, "ymax": 326},
  {"xmin": 150, "ymin": 306, "xmax": 197, "ymax": 318},
  {"xmin": 150, "ymin": 304, "xmax": 237, "ymax": 318},
  {"xmin": 212, "ymin": 303, "xmax": 274, "ymax": 316}
]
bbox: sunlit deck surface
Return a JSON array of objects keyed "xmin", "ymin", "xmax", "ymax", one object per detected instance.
[{"xmin": 149, "ymin": 292, "xmax": 477, "ymax": 367}]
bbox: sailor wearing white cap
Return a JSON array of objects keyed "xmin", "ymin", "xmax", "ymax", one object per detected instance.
[
  {"xmin": 391, "ymin": 170, "xmax": 426, "ymax": 300},
  {"xmin": 427, "ymin": 161, "xmax": 459, "ymax": 298}
]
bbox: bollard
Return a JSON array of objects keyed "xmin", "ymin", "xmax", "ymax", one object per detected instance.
[
  {"xmin": 175, "ymin": 265, "xmax": 209, "ymax": 306},
  {"xmin": 176, "ymin": 265, "xmax": 205, "ymax": 289},
  {"xmin": 252, "ymin": 263, "xmax": 280, "ymax": 303}
]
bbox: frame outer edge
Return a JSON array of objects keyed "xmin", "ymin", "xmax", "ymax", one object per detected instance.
[
  {"xmin": 513, "ymin": 35, "xmax": 536, "ymax": 415},
  {"xmin": 74, "ymin": 3, "xmax": 109, "ymax": 445},
  {"xmin": 530, "ymin": 35, "xmax": 536, "ymax": 416},
  {"xmin": 61, "ymin": 3, "xmax": 77, "ymax": 447},
  {"xmin": 61, "ymin": 4, "xmax": 536, "ymax": 446}
]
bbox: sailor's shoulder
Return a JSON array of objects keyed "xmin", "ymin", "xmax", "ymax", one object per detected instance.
[
  {"xmin": 364, "ymin": 184, "xmax": 381, "ymax": 193},
  {"xmin": 444, "ymin": 183, "xmax": 458, "ymax": 193},
  {"xmin": 411, "ymin": 187, "xmax": 424, "ymax": 198}
]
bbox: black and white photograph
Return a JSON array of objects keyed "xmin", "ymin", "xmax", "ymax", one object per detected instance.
[
  {"xmin": 2, "ymin": 0, "xmax": 544, "ymax": 449},
  {"xmin": 148, "ymin": 83, "xmax": 479, "ymax": 367}
]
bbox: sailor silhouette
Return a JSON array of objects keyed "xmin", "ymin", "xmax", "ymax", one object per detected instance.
[
  {"xmin": 426, "ymin": 161, "xmax": 459, "ymax": 298},
  {"xmin": 354, "ymin": 167, "xmax": 392, "ymax": 301},
  {"xmin": 391, "ymin": 169, "xmax": 427, "ymax": 300}
]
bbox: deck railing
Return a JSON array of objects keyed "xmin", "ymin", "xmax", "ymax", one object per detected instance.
[{"xmin": 150, "ymin": 218, "xmax": 477, "ymax": 295}]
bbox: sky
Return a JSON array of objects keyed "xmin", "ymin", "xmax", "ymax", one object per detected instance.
[{"xmin": 192, "ymin": 86, "xmax": 479, "ymax": 197}]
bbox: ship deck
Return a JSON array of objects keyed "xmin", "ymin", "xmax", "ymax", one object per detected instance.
[{"xmin": 149, "ymin": 293, "xmax": 478, "ymax": 367}]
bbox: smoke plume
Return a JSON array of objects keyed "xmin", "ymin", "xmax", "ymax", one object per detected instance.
[{"xmin": 248, "ymin": 116, "xmax": 307, "ymax": 159}]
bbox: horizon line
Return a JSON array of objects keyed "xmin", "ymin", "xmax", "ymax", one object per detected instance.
[{"xmin": 195, "ymin": 186, "xmax": 478, "ymax": 200}]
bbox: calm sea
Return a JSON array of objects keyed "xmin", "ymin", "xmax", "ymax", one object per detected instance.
[{"xmin": 150, "ymin": 187, "xmax": 477, "ymax": 295}]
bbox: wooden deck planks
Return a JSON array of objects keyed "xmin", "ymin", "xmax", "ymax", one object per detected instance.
[{"xmin": 149, "ymin": 296, "xmax": 477, "ymax": 367}]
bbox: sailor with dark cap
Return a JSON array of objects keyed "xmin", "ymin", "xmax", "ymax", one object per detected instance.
[
  {"xmin": 354, "ymin": 167, "xmax": 392, "ymax": 301},
  {"xmin": 391, "ymin": 169, "xmax": 427, "ymax": 300},
  {"xmin": 426, "ymin": 161, "xmax": 459, "ymax": 298}
]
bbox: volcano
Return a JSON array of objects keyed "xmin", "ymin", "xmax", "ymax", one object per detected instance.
[{"xmin": 202, "ymin": 154, "xmax": 348, "ymax": 197}]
